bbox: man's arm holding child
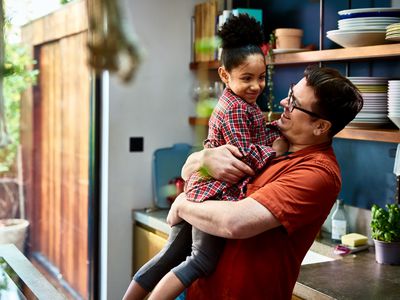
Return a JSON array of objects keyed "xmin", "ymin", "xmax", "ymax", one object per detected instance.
[
  {"xmin": 167, "ymin": 193, "xmax": 281, "ymax": 239},
  {"xmin": 176, "ymin": 145, "xmax": 281, "ymax": 239}
]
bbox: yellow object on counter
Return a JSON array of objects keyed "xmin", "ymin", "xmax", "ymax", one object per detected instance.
[{"xmin": 341, "ymin": 233, "xmax": 368, "ymax": 247}]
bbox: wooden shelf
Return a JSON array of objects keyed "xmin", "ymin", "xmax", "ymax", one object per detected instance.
[
  {"xmin": 189, "ymin": 60, "xmax": 219, "ymax": 70},
  {"xmin": 335, "ymin": 127, "xmax": 400, "ymax": 143},
  {"xmin": 268, "ymin": 43, "xmax": 400, "ymax": 65},
  {"xmin": 189, "ymin": 116, "xmax": 209, "ymax": 126},
  {"xmin": 189, "ymin": 117, "xmax": 400, "ymax": 143},
  {"xmin": 188, "ymin": 43, "xmax": 400, "ymax": 144},
  {"xmin": 189, "ymin": 44, "xmax": 400, "ymax": 69}
]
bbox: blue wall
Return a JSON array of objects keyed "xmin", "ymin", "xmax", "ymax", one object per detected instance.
[
  {"xmin": 234, "ymin": 0, "xmax": 400, "ymax": 209},
  {"xmin": 333, "ymin": 139, "xmax": 397, "ymax": 209}
]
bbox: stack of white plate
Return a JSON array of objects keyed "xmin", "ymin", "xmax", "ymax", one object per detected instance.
[
  {"xmin": 388, "ymin": 80, "xmax": 400, "ymax": 129},
  {"xmin": 386, "ymin": 22, "xmax": 400, "ymax": 42},
  {"xmin": 338, "ymin": 16, "xmax": 400, "ymax": 31},
  {"xmin": 327, "ymin": 7, "xmax": 400, "ymax": 47},
  {"xmin": 348, "ymin": 77, "xmax": 390, "ymax": 127}
]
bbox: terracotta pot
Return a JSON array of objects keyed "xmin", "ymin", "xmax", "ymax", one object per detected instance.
[
  {"xmin": 373, "ymin": 239, "xmax": 400, "ymax": 265},
  {"xmin": 275, "ymin": 28, "xmax": 303, "ymax": 49}
]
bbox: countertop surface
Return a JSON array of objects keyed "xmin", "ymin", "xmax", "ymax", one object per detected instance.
[
  {"xmin": 295, "ymin": 247, "xmax": 400, "ymax": 300},
  {"xmin": 132, "ymin": 208, "xmax": 170, "ymax": 234},
  {"xmin": 133, "ymin": 209, "xmax": 400, "ymax": 299}
]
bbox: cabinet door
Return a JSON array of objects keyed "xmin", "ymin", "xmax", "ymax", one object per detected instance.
[{"xmin": 133, "ymin": 225, "xmax": 168, "ymax": 274}]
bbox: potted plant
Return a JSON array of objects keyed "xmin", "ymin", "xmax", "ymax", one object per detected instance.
[{"xmin": 370, "ymin": 203, "xmax": 400, "ymax": 265}]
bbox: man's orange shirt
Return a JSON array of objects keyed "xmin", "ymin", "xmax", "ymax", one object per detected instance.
[{"xmin": 187, "ymin": 142, "xmax": 341, "ymax": 300}]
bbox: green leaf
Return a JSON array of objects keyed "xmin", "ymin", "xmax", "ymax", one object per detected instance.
[
  {"xmin": 371, "ymin": 203, "xmax": 400, "ymax": 242},
  {"xmin": 1, "ymin": 42, "xmax": 38, "ymax": 174}
]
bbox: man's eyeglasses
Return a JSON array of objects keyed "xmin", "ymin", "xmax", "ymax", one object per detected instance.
[{"xmin": 287, "ymin": 84, "xmax": 326, "ymax": 120}]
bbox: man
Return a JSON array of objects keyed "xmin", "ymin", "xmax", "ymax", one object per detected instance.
[{"xmin": 165, "ymin": 66, "xmax": 363, "ymax": 299}]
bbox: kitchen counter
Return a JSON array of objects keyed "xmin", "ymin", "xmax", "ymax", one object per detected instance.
[
  {"xmin": 132, "ymin": 209, "xmax": 400, "ymax": 299},
  {"xmin": 294, "ymin": 247, "xmax": 400, "ymax": 300},
  {"xmin": 132, "ymin": 208, "xmax": 170, "ymax": 235}
]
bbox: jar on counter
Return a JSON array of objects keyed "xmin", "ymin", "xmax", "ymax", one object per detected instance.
[{"xmin": 331, "ymin": 199, "xmax": 348, "ymax": 242}]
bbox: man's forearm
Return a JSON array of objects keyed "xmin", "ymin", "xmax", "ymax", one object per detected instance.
[{"xmin": 176, "ymin": 197, "xmax": 280, "ymax": 239}]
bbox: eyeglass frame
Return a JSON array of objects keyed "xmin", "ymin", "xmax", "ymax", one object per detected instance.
[{"xmin": 287, "ymin": 83, "xmax": 328, "ymax": 121}]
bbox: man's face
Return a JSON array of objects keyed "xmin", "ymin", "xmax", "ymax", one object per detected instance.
[
  {"xmin": 277, "ymin": 78, "xmax": 320, "ymax": 141},
  {"xmin": 223, "ymin": 54, "xmax": 266, "ymax": 105}
]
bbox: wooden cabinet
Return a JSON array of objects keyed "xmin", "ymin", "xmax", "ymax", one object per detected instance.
[
  {"xmin": 133, "ymin": 224, "xmax": 168, "ymax": 274},
  {"xmin": 132, "ymin": 210, "xmax": 170, "ymax": 275}
]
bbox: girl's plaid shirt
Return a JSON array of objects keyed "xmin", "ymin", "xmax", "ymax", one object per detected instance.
[{"xmin": 185, "ymin": 88, "xmax": 281, "ymax": 202}]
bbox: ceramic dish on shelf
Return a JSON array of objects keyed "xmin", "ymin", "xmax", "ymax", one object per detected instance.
[
  {"xmin": 338, "ymin": 7, "xmax": 400, "ymax": 19},
  {"xmin": 327, "ymin": 30, "xmax": 388, "ymax": 47},
  {"xmin": 386, "ymin": 23, "xmax": 400, "ymax": 42},
  {"xmin": 272, "ymin": 48, "xmax": 311, "ymax": 54},
  {"xmin": 348, "ymin": 76, "xmax": 390, "ymax": 80},
  {"xmin": 387, "ymin": 28, "xmax": 400, "ymax": 33},
  {"xmin": 339, "ymin": 25, "xmax": 388, "ymax": 30},
  {"xmin": 339, "ymin": 18, "xmax": 400, "ymax": 25},
  {"xmin": 386, "ymin": 35, "xmax": 400, "ymax": 41},
  {"xmin": 385, "ymin": 23, "xmax": 400, "ymax": 41},
  {"xmin": 358, "ymin": 86, "xmax": 388, "ymax": 91},
  {"xmin": 338, "ymin": 17, "xmax": 400, "ymax": 31},
  {"xmin": 339, "ymin": 17, "xmax": 400, "ymax": 23},
  {"xmin": 388, "ymin": 116, "xmax": 400, "ymax": 129}
]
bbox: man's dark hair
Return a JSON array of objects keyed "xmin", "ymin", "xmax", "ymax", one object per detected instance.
[{"xmin": 304, "ymin": 65, "xmax": 364, "ymax": 137}]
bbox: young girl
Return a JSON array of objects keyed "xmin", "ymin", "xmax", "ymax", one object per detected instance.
[{"xmin": 123, "ymin": 14, "xmax": 287, "ymax": 300}]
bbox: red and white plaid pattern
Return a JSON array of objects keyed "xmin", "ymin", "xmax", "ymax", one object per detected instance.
[{"xmin": 185, "ymin": 88, "xmax": 281, "ymax": 202}]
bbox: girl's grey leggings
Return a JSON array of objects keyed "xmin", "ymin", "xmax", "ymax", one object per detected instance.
[{"xmin": 133, "ymin": 221, "xmax": 225, "ymax": 291}]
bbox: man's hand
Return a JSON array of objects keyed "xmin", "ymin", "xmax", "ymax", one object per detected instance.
[
  {"xmin": 202, "ymin": 145, "xmax": 254, "ymax": 184},
  {"xmin": 167, "ymin": 193, "xmax": 186, "ymax": 226}
]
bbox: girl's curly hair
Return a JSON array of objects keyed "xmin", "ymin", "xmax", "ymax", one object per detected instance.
[
  {"xmin": 217, "ymin": 14, "xmax": 265, "ymax": 71},
  {"xmin": 218, "ymin": 14, "xmax": 265, "ymax": 49}
]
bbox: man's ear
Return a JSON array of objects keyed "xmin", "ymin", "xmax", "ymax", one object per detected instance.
[
  {"xmin": 218, "ymin": 67, "xmax": 229, "ymax": 85},
  {"xmin": 313, "ymin": 119, "xmax": 332, "ymax": 136}
]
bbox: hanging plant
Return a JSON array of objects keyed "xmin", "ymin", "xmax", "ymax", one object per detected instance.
[
  {"xmin": 0, "ymin": 8, "xmax": 38, "ymax": 175},
  {"xmin": 0, "ymin": 44, "xmax": 38, "ymax": 175}
]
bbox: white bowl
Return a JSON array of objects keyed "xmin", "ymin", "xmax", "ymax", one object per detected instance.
[
  {"xmin": 339, "ymin": 25, "xmax": 388, "ymax": 30},
  {"xmin": 338, "ymin": 7, "xmax": 400, "ymax": 18},
  {"xmin": 327, "ymin": 30, "xmax": 389, "ymax": 47},
  {"xmin": 386, "ymin": 35, "xmax": 400, "ymax": 42}
]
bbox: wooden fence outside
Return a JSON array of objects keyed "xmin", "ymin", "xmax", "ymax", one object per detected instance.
[{"xmin": 21, "ymin": 1, "xmax": 92, "ymax": 298}]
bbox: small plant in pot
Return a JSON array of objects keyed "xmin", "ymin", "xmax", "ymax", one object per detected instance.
[{"xmin": 370, "ymin": 203, "xmax": 400, "ymax": 265}]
